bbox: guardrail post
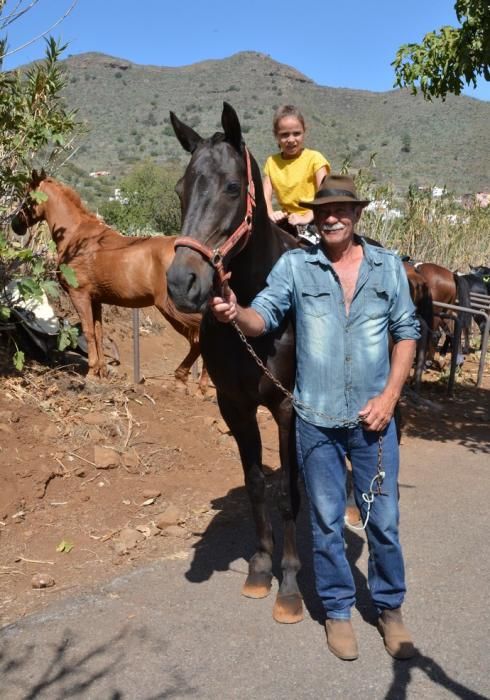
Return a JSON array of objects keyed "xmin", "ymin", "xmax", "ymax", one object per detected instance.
[{"xmin": 132, "ymin": 308, "xmax": 140, "ymax": 384}]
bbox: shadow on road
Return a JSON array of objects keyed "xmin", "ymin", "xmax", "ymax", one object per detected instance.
[
  {"xmin": 184, "ymin": 472, "xmax": 378, "ymax": 626},
  {"xmin": 385, "ymin": 651, "xmax": 488, "ymax": 700},
  {"xmin": 402, "ymin": 383, "xmax": 489, "ymax": 454},
  {"xmin": 0, "ymin": 625, "xmax": 197, "ymax": 699}
]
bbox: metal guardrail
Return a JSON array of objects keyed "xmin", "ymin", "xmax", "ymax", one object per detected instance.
[{"xmin": 433, "ymin": 298, "xmax": 489, "ymax": 389}]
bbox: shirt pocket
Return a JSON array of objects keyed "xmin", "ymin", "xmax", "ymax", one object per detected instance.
[
  {"xmin": 300, "ymin": 285, "xmax": 332, "ymax": 317},
  {"xmin": 364, "ymin": 287, "xmax": 391, "ymax": 319}
]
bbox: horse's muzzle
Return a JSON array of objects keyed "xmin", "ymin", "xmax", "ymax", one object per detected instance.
[
  {"xmin": 167, "ymin": 250, "xmax": 214, "ymax": 314},
  {"xmin": 11, "ymin": 215, "xmax": 28, "ymax": 236}
]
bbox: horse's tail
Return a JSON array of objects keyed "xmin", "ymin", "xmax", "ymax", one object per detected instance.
[
  {"xmin": 160, "ymin": 294, "xmax": 201, "ymax": 343},
  {"xmin": 454, "ymin": 274, "xmax": 472, "ymax": 332}
]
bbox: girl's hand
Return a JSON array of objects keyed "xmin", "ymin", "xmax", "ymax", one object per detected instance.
[
  {"xmin": 270, "ymin": 210, "xmax": 287, "ymax": 223},
  {"xmin": 288, "ymin": 212, "xmax": 313, "ymax": 226}
]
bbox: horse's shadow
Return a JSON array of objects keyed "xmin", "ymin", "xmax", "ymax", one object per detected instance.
[{"xmin": 185, "ymin": 469, "xmax": 376, "ymax": 625}]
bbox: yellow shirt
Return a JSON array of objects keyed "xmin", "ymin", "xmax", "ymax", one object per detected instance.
[{"xmin": 263, "ymin": 148, "xmax": 331, "ymax": 215}]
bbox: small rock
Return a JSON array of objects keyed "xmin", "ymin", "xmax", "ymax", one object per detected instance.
[
  {"xmin": 215, "ymin": 418, "xmax": 230, "ymax": 434},
  {"xmin": 142, "ymin": 489, "xmax": 161, "ymax": 500},
  {"xmin": 155, "ymin": 504, "xmax": 185, "ymax": 529},
  {"xmin": 136, "ymin": 522, "xmax": 160, "ymax": 538},
  {"xmin": 74, "ymin": 466, "xmax": 86, "ymax": 477},
  {"xmin": 112, "ymin": 527, "xmax": 144, "ymax": 554},
  {"xmin": 121, "ymin": 449, "xmax": 139, "ymax": 471},
  {"xmin": 162, "ymin": 525, "xmax": 188, "ymax": 538},
  {"xmin": 94, "ymin": 445, "xmax": 120, "ymax": 469},
  {"xmin": 31, "ymin": 573, "xmax": 55, "ymax": 589}
]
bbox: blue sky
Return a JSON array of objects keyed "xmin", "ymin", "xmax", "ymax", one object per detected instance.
[{"xmin": 2, "ymin": 0, "xmax": 489, "ymax": 100}]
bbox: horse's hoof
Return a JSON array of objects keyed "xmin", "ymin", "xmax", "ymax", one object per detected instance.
[
  {"xmin": 174, "ymin": 380, "xmax": 188, "ymax": 393},
  {"xmin": 272, "ymin": 594, "xmax": 304, "ymax": 624},
  {"xmin": 241, "ymin": 572, "xmax": 272, "ymax": 599},
  {"xmin": 345, "ymin": 505, "xmax": 361, "ymax": 526}
]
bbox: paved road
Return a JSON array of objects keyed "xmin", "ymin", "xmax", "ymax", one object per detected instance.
[{"xmin": 1, "ymin": 433, "xmax": 489, "ymax": 699}]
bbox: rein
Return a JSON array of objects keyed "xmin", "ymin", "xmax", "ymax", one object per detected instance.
[{"xmin": 174, "ymin": 146, "xmax": 256, "ymax": 295}]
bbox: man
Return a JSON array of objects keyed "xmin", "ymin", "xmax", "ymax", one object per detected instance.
[{"xmin": 211, "ymin": 174, "xmax": 419, "ymax": 661}]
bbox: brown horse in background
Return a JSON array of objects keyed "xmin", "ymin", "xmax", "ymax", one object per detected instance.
[
  {"xmin": 403, "ymin": 262, "xmax": 433, "ymax": 387},
  {"xmin": 11, "ymin": 170, "xmax": 207, "ymax": 390},
  {"xmin": 415, "ymin": 262, "xmax": 472, "ymax": 358}
]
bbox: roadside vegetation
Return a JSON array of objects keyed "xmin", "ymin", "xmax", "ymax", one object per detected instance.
[
  {"xmin": 355, "ymin": 166, "xmax": 489, "ymax": 270},
  {"xmin": 0, "ymin": 3, "xmax": 79, "ymax": 369}
]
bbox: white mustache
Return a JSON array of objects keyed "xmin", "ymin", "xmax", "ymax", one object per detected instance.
[{"xmin": 321, "ymin": 223, "xmax": 344, "ymax": 232}]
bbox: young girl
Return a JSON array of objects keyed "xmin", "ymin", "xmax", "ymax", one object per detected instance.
[{"xmin": 263, "ymin": 105, "xmax": 331, "ymax": 236}]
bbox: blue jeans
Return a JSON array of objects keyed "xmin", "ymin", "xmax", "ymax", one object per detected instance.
[{"xmin": 295, "ymin": 415, "xmax": 406, "ymax": 619}]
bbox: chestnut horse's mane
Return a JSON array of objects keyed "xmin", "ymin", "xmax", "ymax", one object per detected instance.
[{"xmin": 45, "ymin": 177, "xmax": 99, "ymax": 221}]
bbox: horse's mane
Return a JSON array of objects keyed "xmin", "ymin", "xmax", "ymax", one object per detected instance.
[{"xmin": 45, "ymin": 177, "xmax": 99, "ymax": 220}]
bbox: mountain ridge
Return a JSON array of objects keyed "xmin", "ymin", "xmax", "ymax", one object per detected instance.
[{"xmin": 33, "ymin": 50, "xmax": 489, "ymax": 199}]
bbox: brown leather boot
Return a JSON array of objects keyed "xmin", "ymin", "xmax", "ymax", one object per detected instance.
[
  {"xmin": 325, "ymin": 619, "xmax": 359, "ymax": 660},
  {"xmin": 377, "ymin": 608, "xmax": 416, "ymax": 659}
]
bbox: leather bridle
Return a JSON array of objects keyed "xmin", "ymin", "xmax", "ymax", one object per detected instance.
[{"xmin": 174, "ymin": 146, "xmax": 256, "ymax": 294}]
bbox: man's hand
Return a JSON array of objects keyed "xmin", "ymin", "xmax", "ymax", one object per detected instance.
[
  {"xmin": 211, "ymin": 289, "xmax": 266, "ymax": 335},
  {"xmin": 358, "ymin": 390, "xmax": 398, "ymax": 432},
  {"xmin": 210, "ymin": 290, "xmax": 238, "ymax": 324}
]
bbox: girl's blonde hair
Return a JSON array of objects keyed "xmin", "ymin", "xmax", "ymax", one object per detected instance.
[{"xmin": 272, "ymin": 105, "xmax": 306, "ymax": 134}]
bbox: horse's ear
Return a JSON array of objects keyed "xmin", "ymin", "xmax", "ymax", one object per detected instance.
[
  {"xmin": 169, "ymin": 111, "xmax": 202, "ymax": 154},
  {"xmin": 32, "ymin": 169, "xmax": 39, "ymax": 185},
  {"xmin": 40, "ymin": 168, "xmax": 47, "ymax": 180},
  {"xmin": 221, "ymin": 102, "xmax": 243, "ymax": 152}
]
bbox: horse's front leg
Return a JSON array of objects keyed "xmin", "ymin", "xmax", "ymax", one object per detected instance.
[
  {"xmin": 270, "ymin": 401, "xmax": 303, "ymax": 624},
  {"xmin": 217, "ymin": 394, "xmax": 274, "ymax": 599},
  {"xmin": 173, "ymin": 337, "xmax": 200, "ymax": 391},
  {"xmin": 69, "ymin": 292, "xmax": 102, "ymax": 377},
  {"xmin": 92, "ymin": 301, "xmax": 107, "ymax": 376},
  {"xmin": 197, "ymin": 361, "xmax": 209, "ymax": 395}
]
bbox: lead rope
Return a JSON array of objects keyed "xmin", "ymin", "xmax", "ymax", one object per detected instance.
[
  {"xmin": 228, "ymin": 318, "xmax": 385, "ymax": 531},
  {"xmin": 346, "ymin": 435, "xmax": 385, "ymax": 531}
]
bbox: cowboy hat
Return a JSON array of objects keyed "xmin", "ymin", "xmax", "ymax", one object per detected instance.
[{"xmin": 299, "ymin": 174, "xmax": 370, "ymax": 209}]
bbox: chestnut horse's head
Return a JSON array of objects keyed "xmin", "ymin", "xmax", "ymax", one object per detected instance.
[
  {"xmin": 167, "ymin": 102, "xmax": 257, "ymax": 314},
  {"xmin": 11, "ymin": 169, "xmax": 49, "ymax": 236}
]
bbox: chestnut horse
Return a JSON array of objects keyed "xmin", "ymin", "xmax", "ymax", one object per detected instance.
[
  {"xmin": 167, "ymin": 103, "xmax": 303, "ymax": 624},
  {"xmin": 11, "ymin": 171, "xmax": 207, "ymax": 390},
  {"xmin": 403, "ymin": 261, "xmax": 433, "ymax": 387}
]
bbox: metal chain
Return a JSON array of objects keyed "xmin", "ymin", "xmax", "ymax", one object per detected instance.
[
  {"xmin": 229, "ymin": 318, "xmax": 385, "ymax": 530},
  {"xmin": 230, "ymin": 319, "xmax": 357, "ymax": 427}
]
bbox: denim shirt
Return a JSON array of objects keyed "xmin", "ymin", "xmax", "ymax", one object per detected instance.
[{"xmin": 251, "ymin": 237, "xmax": 420, "ymax": 428}]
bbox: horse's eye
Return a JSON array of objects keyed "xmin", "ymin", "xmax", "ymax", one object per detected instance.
[{"xmin": 225, "ymin": 182, "xmax": 240, "ymax": 195}]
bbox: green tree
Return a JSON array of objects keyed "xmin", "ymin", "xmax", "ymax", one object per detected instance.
[
  {"xmin": 392, "ymin": 0, "xmax": 490, "ymax": 100},
  {"xmin": 0, "ymin": 3, "xmax": 78, "ymax": 368},
  {"xmin": 100, "ymin": 161, "xmax": 182, "ymax": 236}
]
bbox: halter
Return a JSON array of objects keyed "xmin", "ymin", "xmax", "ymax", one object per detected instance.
[{"xmin": 174, "ymin": 146, "xmax": 256, "ymax": 295}]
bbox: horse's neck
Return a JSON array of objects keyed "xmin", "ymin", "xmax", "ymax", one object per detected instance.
[
  {"xmin": 230, "ymin": 212, "xmax": 293, "ymax": 305},
  {"xmin": 42, "ymin": 183, "xmax": 101, "ymax": 250}
]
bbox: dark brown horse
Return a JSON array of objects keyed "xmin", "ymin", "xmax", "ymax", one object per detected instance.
[
  {"xmin": 11, "ymin": 171, "xmax": 207, "ymax": 391},
  {"xmin": 167, "ymin": 103, "xmax": 303, "ymax": 623},
  {"xmin": 415, "ymin": 261, "xmax": 472, "ymax": 357}
]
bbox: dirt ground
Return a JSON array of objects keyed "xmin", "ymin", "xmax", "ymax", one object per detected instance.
[{"xmin": 1, "ymin": 306, "xmax": 489, "ymax": 629}]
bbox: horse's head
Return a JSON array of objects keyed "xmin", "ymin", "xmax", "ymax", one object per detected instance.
[
  {"xmin": 11, "ymin": 169, "xmax": 48, "ymax": 236},
  {"xmin": 167, "ymin": 102, "xmax": 258, "ymax": 313},
  {"xmin": 470, "ymin": 265, "xmax": 490, "ymax": 280}
]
